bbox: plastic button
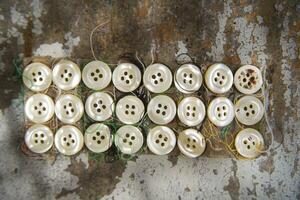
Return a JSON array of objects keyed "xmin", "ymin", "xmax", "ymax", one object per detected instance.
[
  {"xmin": 116, "ymin": 95, "xmax": 144, "ymax": 124},
  {"xmin": 85, "ymin": 92, "xmax": 114, "ymax": 122},
  {"xmin": 205, "ymin": 63, "xmax": 233, "ymax": 94},
  {"xmin": 235, "ymin": 128, "xmax": 264, "ymax": 159},
  {"xmin": 234, "ymin": 65, "xmax": 263, "ymax": 94},
  {"xmin": 235, "ymin": 96, "xmax": 264, "ymax": 125},
  {"xmin": 112, "ymin": 63, "xmax": 141, "ymax": 92},
  {"xmin": 25, "ymin": 93, "xmax": 55, "ymax": 123},
  {"xmin": 177, "ymin": 97, "xmax": 206, "ymax": 126},
  {"xmin": 177, "ymin": 129, "xmax": 206, "ymax": 158},
  {"xmin": 147, "ymin": 95, "xmax": 176, "ymax": 125},
  {"xmin": 82, "ymin": 60, "xmax": 111, "ymax": 90},
  {"xmin": 114, "ymin": 125, "xmax": 144, "ymax": 154},
  {"xmin": 207, "ymin": 97, "xmax": 234, "ymax": 127},
  {"xmin": 143, "ymin": 63, "xmax": 173, "ymax": 93},
  {"xmin": 55, "ymin": 94, "xmax": 84, "ymax": 124},
  {"xmin": 23, "ymin": 62, "xmax": 52, "ymax": 92},
  {"xmin": 147, "ymin": 126, "xmax": 176, "ymax": 155},
  {"xmin": 84, "ymin": 123, "xmax": 113, "ymax": 153},
  {"xmin": 52, "ymin": 59, "xmax": 81, "ymax": 91},
  {"xmin": 25, "ymin": 124, "xmax": 54, "ymax": 154},
  {"xmin": 174, "ymin": 64, "xmax": 202, "ymax": 93},
  {"xmin": 54, "ymin": 125, "xmax": 84, "ymax": 156}
]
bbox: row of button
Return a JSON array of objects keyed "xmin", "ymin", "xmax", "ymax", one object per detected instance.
[
  {"xmin": 25, "ymin": 123, "xmax": 263, "ymax": 159},
  {"xmin": 23, "ymin": 60, "xmax": 263, "ymax": 94},
  {"xmin": 24, "ymin": 93, "xmax": 264, "ymax": 127}
]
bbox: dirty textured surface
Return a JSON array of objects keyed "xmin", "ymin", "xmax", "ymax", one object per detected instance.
[{"xmin": 0, "ymin": 0, "xmax": 300, "ymax": 199}]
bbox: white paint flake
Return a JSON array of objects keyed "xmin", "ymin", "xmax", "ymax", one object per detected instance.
[
  {"xmin": 10, "ymin": 7, "xmax": 28, "ymax": 29},
  {"xmin": 30, "ymin": 0, "xmax": 45, "ymax": 35}
]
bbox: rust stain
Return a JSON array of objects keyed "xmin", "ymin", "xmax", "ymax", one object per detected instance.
[
  {"xmin": 223, "ymin": 160, "xmax": 240, "ymax": 200},
  {"xmin": 136, "ymin": 0, "xmax": 150, "ymax": 18},
  {"xmin": 259, "ymin": 153, "xmax": 275, "ymax": 174}
]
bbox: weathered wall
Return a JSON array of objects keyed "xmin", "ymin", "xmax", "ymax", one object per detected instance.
[{"xmin": 0, "ymin": 0, "xmax": 299, "ymax": 199}]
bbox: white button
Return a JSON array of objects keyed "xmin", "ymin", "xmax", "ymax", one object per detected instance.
[
  {"xmin": 205, "ymin": 63, "xmax": 233, "ymax": 94},
  {"xmin": 55, "ymin": 94, "xmax": 84, "ymax": 124},
  {"xmin": 174, "ymin": 64, "xmax": 202, "ymax": 93},
  {"xmin": 147, "ymin": 126, "xmax": 176, "ymax": 155},
  {"xmin": 235, "ymin": 128, "xmax": 264, "ymax": 159},
  {"xmin": 82, "ymin": 60, "xmax": 111, "ymax": 90},
  {"xmin": 116, "ymin": 95, "xmax": 144, "ymax": 124},
  {"xmin": 25, "ymin": 124, "xmax": 54, "ymax": 154},
  {"xmin": 207, "ymin": 97, "xmax": 234, "ymax": 127},
  {"xmin": 22, "ymin": 62, "xmax": 52, "ymax": 92},
  {"xmin": 112, "ymin": 63, "xmax": 141, "ymax": 92},
  {"xmin": 143, "ymin": 63, "xmax": 173, "ymax": 93},
  {"xmin": 177, "ymin": 129, "xmax": 206, "ymax": 158},
  {"xmin": 177, "ymin": 97, "xmax": 206, "ymax": 126},
  {"xmin": 84, "ymin": 123, "xmax": 113, "ymax": 153},
  {"xmin": 147, "ymin": 95, "xmax": 176, "ymax": 125},
  {"xmin": 54, "ymin": 125, "xmax": 84, "ymax": 156},
  {"xmin": 25, "ymin": 93, "xmax": 55, "ymax": 123},
  {"xmin": 235, "ymin": 96, "xmax": 264, "ymax": 125},
  {"xmin": 52, "ymin": 59, "xmax": 81, "ymax": 90},
  {"xmin": 234, "ymin": 65, "xmax": 263, "ymax": 94},
  {"xmin": 114, "ymin": 125, "xmax": 144, "ymax": 154},
  {"xmin": 85, "ymin": 92, "xmax": 114, "ymax": 122}
]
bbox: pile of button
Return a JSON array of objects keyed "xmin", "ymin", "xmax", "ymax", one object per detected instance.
[{"xmin": 23, "ymin": 59, "xmax": 265, "ymax": 159}]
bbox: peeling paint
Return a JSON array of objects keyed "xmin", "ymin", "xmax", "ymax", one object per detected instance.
[{"xmin": 10, "ymin": 7, "xmax": 28, "ymax": 29}]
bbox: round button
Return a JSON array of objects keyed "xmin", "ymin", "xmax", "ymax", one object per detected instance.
[
  {"xmin": 147, "ymin": 95, "xmax": 176, "ymax": 125},
  {"xmin": 177, "ymin": 129, "xmax": 206, "ymax": 158},
  {"xmin": 25, "ymin": 124, "xmax": 54, "ymax": 154},
  {"xmin": 52, "ymin": 59, "xmax": 81, "ymax": 90},
  {"xmin": 235, "ymin": 96, "xmax": 264, "ymax": 125},
  {"xmin": 23, "ymin": 62, "xmax": 52, "ymax": 92},
  {"xmin": 25, "ymin": 93, "xmax": 55, "ymax": 123},
  {"xmin": 205, "ymin": 63, "xmax": 233, "ymax": 94},
  {"xmin": 174, "ymin": 64, "xmax": 202, "ymax": 93},
  {"xmin": 143, "ymin": 63, "xmax": 173, "ymax": 93},
  {"xmin": 112, "ymin": 63, "xmax": 141, "ymax": 92},
  {"xmin": 235, "ymin": 128, "xmax": 264, "ymax": 159},
  {"xmin": 234, "ymin": 65, "xmax": 263, "ymax": 94},
  {"xmin": 114, "ymin": 125, "xmax": 144, "ymax": 154},
  {"xmin": 116, "ymin": 95, "xmax": 144, "ymax": 124},
  {"xmin": 55, "ymin": 94, "xmax": 84, "ymax": 124},
  {"xmin": 85, "ymin": 92, "xmax": 114, "ymax": 122},
  {"xmin": 147, "ymin": 126, "xmax": 176, "ymax": 155},
  {"xmin": 207, "ymin": 97, "xmax": 234, "ymax": 127},
  {"xmin": 54, "ymin": 125, "xmax": 84, "ymax": 156},
  {"xmin": 84, "ymin": 123, "xmax": 113, "ymax": 153},
  {"xmin": 82, "ymin": 60, "xmax": 111, "ymax": 90},
  {"xmin": 177, "ymin": 97, "xmax": 206, "ymax": 126}
]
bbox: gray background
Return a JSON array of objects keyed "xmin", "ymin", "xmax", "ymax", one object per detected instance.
[{"xmin": 0, "ymin": 0, "xmax": 299, "ymax": 199}]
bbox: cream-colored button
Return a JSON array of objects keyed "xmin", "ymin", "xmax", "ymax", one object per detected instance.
[
  {"xmin": 25, "ymin": 93, "xmax": 55, "ymax": 123},
  {"xmin": 52, "ymin": 59, "xmax": 81, "ymax": 90},
  {"xmin": 84, "ymin": 123, "xmax": 113, "ymax": 153},
  {"xmin": 207, "ymin": 97, "xmax": 234, "ymax": 127},
  {"xmin": 116, "ymin": 95, "xmax": 144, "ymax": 124},
  {"xmin": 205, "ymin": 63, "xmax": 233, "ymax": 94},
  {"xmin": 174, "ymin": 64, "xmax": 202, "ymax": 93},
  {"xmin": 235, "ymin": 96, "xmax": 264, "ymax": 125},
  {"xmin": 23, "ymin": 62, "xmax": 52, "ymax": 92},
  {"xmin": 147, "ymin": 95, "xmax": 176, "ymax": 125},
  {"xmin": 25, "ymin": 124, "xmax": 53, "ymax": 154},
  {"xmin": 55, "ymin": 94, "xmax": 84, "ymax": 124},
  {"xmin": 143, "ymin": 63, "xmax": 173, "ymax": 93},
  {"xmin": 234, "ymin": 65, "xmax": 263, "ymax": 94},
  {"xmin": 177, "ymin": 97, "xmax": 206, "ymax": 126},
  {"xmin": 114, "ymin": 125, "xmax": 144, "ymax": 154},
  {"xmin": 235, "ymin": 128, "xmax": 264, "ymax": 159},
  {"xmin": 147, "ymin": 126, "xmax": 176, "ymax": 155},
  {"xmin": 85, "ymin": 92, "xmax": 114, "ymax": 121},
  {"xmin": 54, "ymin": 125, "xmax": 84, "ymax": 156},
  {"xmin": 112, "ymin": 63, "xmax": 141, "ymax": 92},
  {"xmin": 82, "ymin": 60, "xmax": 111, "ymax": 90},
  {"xmin": 177, "ymin": 129, "xmax": 206, "ymax": 158}
]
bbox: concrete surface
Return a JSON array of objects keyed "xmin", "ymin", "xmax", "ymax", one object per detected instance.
[{"xmin": 0, "ymin": 0, "xmax": 299, "ymax": 199}]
